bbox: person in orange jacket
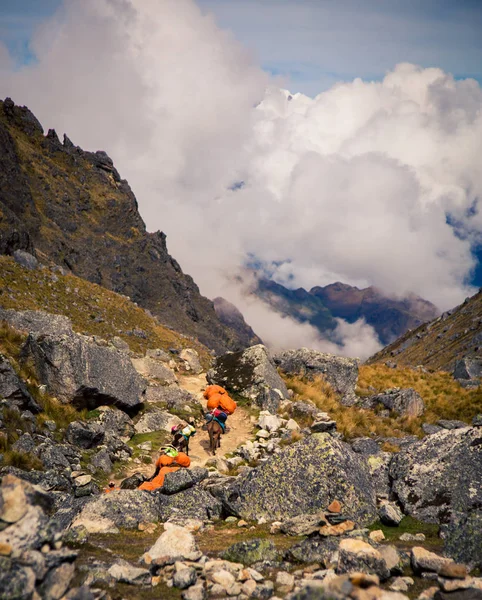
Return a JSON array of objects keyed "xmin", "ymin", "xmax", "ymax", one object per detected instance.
[{"xmin": 138, "ymin": 445, "xmax": 190, "ymax": 492}]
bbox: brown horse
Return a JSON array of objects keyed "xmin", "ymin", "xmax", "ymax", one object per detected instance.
[{"xmin": 207, "ymin": 419, "xmax": 222, "ymax": 455}]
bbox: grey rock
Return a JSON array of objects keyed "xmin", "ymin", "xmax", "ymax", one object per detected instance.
[
  {"xmin": 0, "ymin": 562, "xmax": 36, "ymax": 600},
  {"xmin": 441, "ymin": 510, "xmax": 482, "ymax": 570},
  {"xmin": 120, "ymin": 473, "xmax": 146, "ymax": 489},
  {"xmin": 207, "ymin": 344, "xmax": 289, "ymax": 411},
  {"xmin": 280, "ymin": 513, "xmax": 327, "ymax": 536},
  {"xmin": 72, "ymin": 490, "xmax": 160, "ymax": 532},
  {"xmin": 286, "ymin": 536, "xmax": 340, "ymax": 566},
  {"xmin": 36, "ymin": 444, "xmax": 71, "ymax": 470},
  {"xmin": 274, "ymin": 348, "xmax": 359, "ymax": 405},
  {"xmin": 391, "ymin": 426, "xmax": 482, "ymax": 520},
  {"xmin": 453, "ymin": 357, "xmax": 482, "ymax": 381},
  {"xmin": 108, "ymin": 560, "xmax": 151, "ymax": 585},
  {"xmin": 161, "ymin": 467, "xmax": 209, "ymax": 495},
  {"xmin": 12, "ymin": 250, "xmax": 38, "ymax": 270},
  {"xmin": 92, "ymin": 407, "xmax": 135, "ymax": 440},
  {"xmin": 40, "ymin": 562, "xmax": 75, "ymax": 600},
  {"xmin": 11, "ymin": 433, "xmax": 36, "ymax": 454},
  {"xmin": 379, "ymin": 503, "xmax": 404, "ymax": 526},
  {"xmin": 134, "ymin": 407, "xmax": 184, "ymax": 434},
  {"xmin": 63, "ymin": 587, "xmax": 95, "ymax": 600},
  {"xmin": 91, "ymin": 449, "xmax": 113, "ymax": 473},
  {"xmin": 173, "ymin": 566, "xmax": 197, "ymax": 589},
  {"xmin": 44, "ymin": 548, "xmax": 78, "ymax": 570},
  {"xmin": 0, "ymin": 466, "xmax": 72, "ymax": 493},
  {"xmin": 337, "ymin": 538, "xmax": 390, "ymax": 580},
  {"xmin": 65, "ymin": 421, "xmax": 104, "ymax": 449},
  {"xmin": 437, "ymin": 420, "xmax": 468, "ymax": 430},
  {"xmin": 369, "ymin": 388, "xmax": 425, "ymax": 417},
  {"xmin": 367, "ymin": 452, "xmax": 393, "ymax": 498},
  {"xmin": 158, "ymin": 487, "xmax": 222, "ymax": 522},
  {"xmin": 142, "ymin": 524, "xmax": 198, "ymax": 562},
  {"xmin": 131, "ymin": 356, "xmax": 177, "ymax": 384},
  {"xmin": 351, "ymin": 438, "xmax": 380, "ymax": 455},
  {"xmin": 434, "ymin": 591, "xmax": 482, "ymax": 600},
  {"xmin": 181, "ymin": 583, "xmax": 207, "ymax": 600},
  {"xmin": 472, "ymin": 414, "xmax": 482, "ymax": 427},
  {"xmin": 221, "ymin": 539, "xmax": 278, "ymax": 565},
  {"xmin": 215, "ymin": 433, "xmax": 377, "ymax": 525},
  {"xmin": 180, "ymin": 349, "xmax": 203, "ymax": 374},
  {"xmin": 311, "ymin": 420, "xmax": 337, "ymax": 433},
  {"xmin": 0, "ymin": 308, "xmax": 73, "ymax": 337},
  {"xmin": 145, "ymin": 385, "xmax": 200, "ymax": 411},
  {"xmin": 0, "ymin": 355, "xmax": 41, "ymax": 413},
  {"xmin": 18, "ymin": 549, "xmax": 47, "ymax": 580},
  {"xmin": 422, "ymin": 424, "xmax": 443, "ymax": 435},
  {"xmin": 22, "ymin": 330, "xmax": 146, "ymax": 411}
]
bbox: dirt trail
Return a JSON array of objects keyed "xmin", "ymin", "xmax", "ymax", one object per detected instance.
[
  {"xmin": 116, "ymin": 373, "xmax": 254, "ymax": 482},
  {"xmin": 176, "ymin": 373, "xmax": 253, "ymax": 467}
]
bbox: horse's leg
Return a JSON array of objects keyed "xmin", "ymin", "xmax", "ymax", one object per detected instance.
[{"xmin": 208, "ymin": 424, "xmax": 215, "ymax": 455}]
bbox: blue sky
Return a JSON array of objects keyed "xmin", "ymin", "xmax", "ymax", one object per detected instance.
[{"xmin": 2, "ymin": 0, "xmax": 482, "ymax": 95}]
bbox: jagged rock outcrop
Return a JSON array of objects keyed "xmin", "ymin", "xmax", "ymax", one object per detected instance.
[
  {"xmin": 0, "ymin": 98, "xmax": 257, "ymax": 354},
  {"xmin": 213, "ymin": 297, "xmax": 263, "ymax": 350},
  {"xmin": 274, "ymin": 348, "xmax": 359, "ymax": 406},
  {"xmin": 207, "ymin": 344, "xmax": 289, "ymax": 412},
  {"xmin": 361, "ymin": 388, "xmax": 425, "ymax": 417},
  {"xmin": 212, "ymin": 433, "xmax": 377, "ymax": 524},
  {"xmin": 390, "ymin": 426, "xmax": 482, "ymax": 568},
  {"xmin": 21, "ymin": 330, "xmax": 146, "ymax": 411}
]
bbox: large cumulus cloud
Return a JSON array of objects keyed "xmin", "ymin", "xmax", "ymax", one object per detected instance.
[{"xmin": 1, "ymin": 0, "xmax": 481, "ymax": 357}]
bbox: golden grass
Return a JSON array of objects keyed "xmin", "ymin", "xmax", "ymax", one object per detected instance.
[
  {"xmin": 282, "ymin": 364, "xmax": 482, "ymax": 442},
  {"xmin": 358, "ymin": 364, "xmax": 482, "ymax": 425},
  {"xmin": 0, "ymin": 256, "xmax": 211, "ymax": 366},
  {"xmin": 2, "ymin": 450, "xmax": 44, "ymax": 471}
]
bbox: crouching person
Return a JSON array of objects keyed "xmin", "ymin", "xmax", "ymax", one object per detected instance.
[{"xmin": 138, "ymin": 445, "xmax": 190, "ymax": 491}]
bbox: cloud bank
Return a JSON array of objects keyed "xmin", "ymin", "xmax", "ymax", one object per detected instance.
[{"xmin": 1, "ymin": 0, "xmax": 481, "ymax": 357}]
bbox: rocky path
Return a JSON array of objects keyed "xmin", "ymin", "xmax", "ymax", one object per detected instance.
[{"xmin": 176, "ymin": 373, "xmax": 254, "ymax": 467}]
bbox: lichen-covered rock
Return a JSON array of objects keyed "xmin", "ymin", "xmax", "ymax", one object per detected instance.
[
  {"xmin": 367, "ymin": 453, "xmax": 392, "ymax": 498},
  {"xmin": 207, "ymin": 344, "xmax": 289, "ymax": 411},
  {"xmin": 22, "ymin": 331, "xmax": 146, "ymax": 411},
  {"xmin": 0, "ymin": 561, "xmax": 36, "ymax": 600},
  {"xmin": 72, "ymin": 490, "xmax": 160, "ymax": 533},
  {"xmin": 337, "ymin": 539, "xmax": 390, "ymax": 580},
  {"xmin": 158, "ymin": 487, "xmax": 222, "ymax": 522},
  {"xmin": 274, "ymin": 348, "xmax": 359, "ymax": 405},
  {"xmin": 134, "ymin": 407, "xmax": 184, "ymax": 434},
  {"xmin": 441, "ymin": 510, "xmax": 482, "ymax": 570},
  {"xmin": 285, "ymin": 536, "xmax": 340, "ymax": 566},
  {"xmin": 221, "ymin": 539, "xmax": 278, "ymax": 565},
  {"xmin": 216, "ymin": 433, "xmax": 377, "ymax": 524},
  {"xmin": 390, "ymin": 427, "xmax": 481, "ymax": 525},
  {"xmin": 161, "ymin": 467, "xmax": 209, "ymax": 495}
]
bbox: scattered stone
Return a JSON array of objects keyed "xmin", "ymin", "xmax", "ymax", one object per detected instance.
[
  {"xmin": 411, "ymin": 547, "xmax": 453, "ymax": 574},
  {"xmin": 379, "ymin": 503, "xmax": 404, "ymax": 526},
  {"xmin": 221, "ymin": 539, "xmax": 278, "ymax": 566},
  {"xmin": 276, "ymin": 571, "xmax": 295, "ymax": 593},
  {"xmin": 390, "ymin": 577, "xmax": 414, "ymax": 592},
  {"xmin": 142, "ymin": 524, "xmax": 198, "ymax": 564},
  {"xmin": 281, "ymin": 513, "xmax": 327, "ymax": 536},
  {"xmin": 338, "ymin": 539, "xmax": 390, "ymax": 580},
  {"xmin": 40, "ymin": 562, "xmax": 75, "ymax": 599},
  {"xmin": 173, "ymin": 566, "xmax": 197, "ymax": 589},
  {"xmin": 370, "ymin": 388, "xmax": 425, "ymax": 417},
  {"xmin": 134, "ymin": 407, "xmax": 184, "ymax": 434},
  {"xmin": 237, "ymin": 520, "xmax": 248, "ymax": 528},
  {"xmin": 370, "ymin": 530, "xmax": 386, "ymax": 543},
  {"xmin": 180, "ymin": 349, "xmax": 203, "ymax": 374},
  {"xmin": 319, "ymin": 520, "xmax": 355, "ymax": 537},
  {"xmin": 438, "ymin": 563, "xmax": 468, "ymax": 579},
  {"xmin": 328, "ymin": 500, "xmax": 342, "ymax": 513},
  {"xmin": 400, "ymin": 533, "xmax": 426, "ymax": 542},
  {"xmin": 108, "ymin": 560, "xmax": 151, "ymax": 585}
]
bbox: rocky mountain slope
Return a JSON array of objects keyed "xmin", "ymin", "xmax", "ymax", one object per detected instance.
[
  {"xmin": 367, "ymin": 288, "xmax": 482, "ymax": 374},
  {"xmin": 256, "ymin": 278, "xmax": 438, "ymax": 346},
  {"xmin": 0, "ymin": 97, "xmax": 250, "ymax": 354},
  {"xmin": 213, "ymin": 297, "xmax": 263, "ymax": 349},
  {"xmin": 1, "ymin": 314, "xmax": 481, "ymax": 599}
]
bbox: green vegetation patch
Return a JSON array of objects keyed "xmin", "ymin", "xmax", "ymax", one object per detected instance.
[{"xmin": 369, "ymin": 516, "xmax": 441, "ymax": 550}]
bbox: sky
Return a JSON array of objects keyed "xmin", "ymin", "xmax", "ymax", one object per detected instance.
[{"xmin": 1, "ymin": 0, "xmax": 482, "ymax": 357}]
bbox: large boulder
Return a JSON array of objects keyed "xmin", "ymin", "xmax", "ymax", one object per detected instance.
[
  {"xmin": 213, "ymin": 433, "xmax": 377, "ymax": 524},
  {"xmin": 390, "ymin": 427, "xmax": 481, "ymax": 524},
  {"xmin": 131, "ymin": 356, "xmax": 177, "ymax": 384},
  {"xmin": 0, "ymin": 474, "xmax": 53, "ymax": 552},
  {"xmin": 207, "ymin": 344, "xmax": 289, "ymax": 412},
  {"xmin": 158, "ymin": 487, "xmax": 223, "ymax": 522},
  {"xmin": 134, "ymin": 407, "xmax": 184, "ymax": 434},
  {"xmin": 0, "ymin": 355, "xmax": 41, "ymax": 413},
  {"xmin": 71, "ymin": 490, "xmax": 160, "ymax": 533},
  {"xmin": 91, "ymin": 407, "xmax": 135, "ymax": 441},
  {"xmin": 274, "ymin": 348, "xmax": 359, "ymax": 406},
  {"xmin": 365, "ymin": 388, "xmax": 425, "ymax": 417},
  {"xmin": 453, "ymin": 357, "xmax": 482, "ymax": 382},
  {"xmin": 21, "ymin": 331, "xmax": 146, "ymax": 411}
]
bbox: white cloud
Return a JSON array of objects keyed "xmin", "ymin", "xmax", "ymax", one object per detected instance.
[{"xmin": 1, "ymin": 1, "xmax": 481, "ymax": 357}]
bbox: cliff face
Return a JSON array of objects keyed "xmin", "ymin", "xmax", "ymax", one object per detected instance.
[{"xmin": 0, "ymin": 98, "xmax": 244, "ymax": 353}]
